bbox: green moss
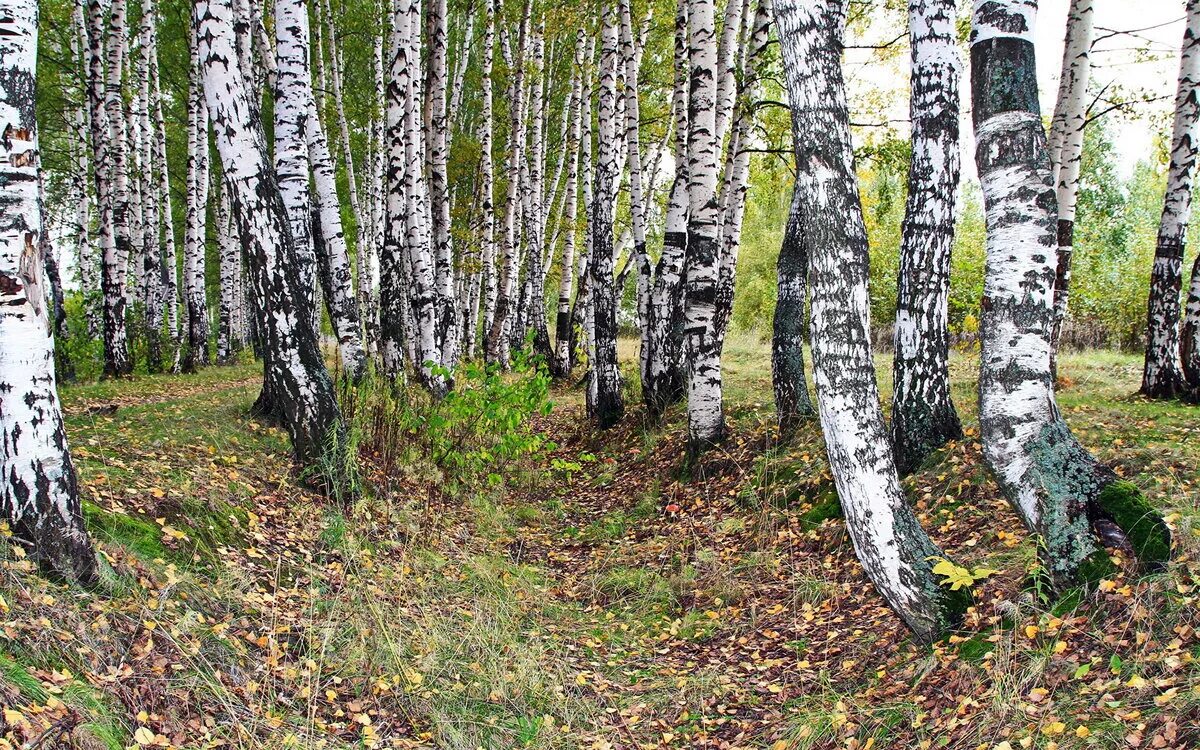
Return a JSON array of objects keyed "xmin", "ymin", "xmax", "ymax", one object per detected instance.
[
  {"xmin": 798, "ymin": 495, "xmax": 842, "ymax": 529},
  {"xmin": 1094, "ymin": 481, "xmax": 1172, "ymax": 571},
  {"xmin": 1075, "ymin": 549, "xmax": 1118, "ymax": 587},
  {"xmin": 938, "ymin": 584, "xmax": 973, "ymax": 629},
  {"xmin": 83, "ymin": 501, "xmax": 171, "ymax": 562},
  {"xmin": 955, "ymin": 633, "xmax": 994, "ymax": 663}
]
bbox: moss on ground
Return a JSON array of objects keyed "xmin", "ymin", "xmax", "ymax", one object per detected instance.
[{"xmin": 1095, "ymin": 481, "xmax": 1172, "ymax": 571}]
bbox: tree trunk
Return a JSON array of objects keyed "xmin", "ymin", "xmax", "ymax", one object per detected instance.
[
  {"xmin": 683, "ymin": 0, "xmax": 724, "ymax": 451},
  {"xmin": 889, "ymin": 0, "xmax": 962, "ymax": 475},
  {"xmin": 478, "ymin": 0, "xmax": 498, "ymax": 355},
  {"xmin": 138, "ymin": 0, "xmax": 166, "ymax": 373},
  {"xmin": 196, "ymin": 0, "xmax": 348, "ymax": 471},
  {"xmin": 308, "ymin": 99, "xmax": 369, "ymax": 381},
  {"xmin": 182, "ymin": 29, "xmax": 211, "ymax": 374},
  {"xmin": 552, "ymin": 30, "xmax": 586, "ymax": 379},
  {"xmin": 487, "ymin": 0, "xmax": 532, "ymax": 367},
  {"xmin": 619, "ymin": 0, "xmax": 652, "ymax": 385},
  {"xmin": 775, "ymin": 0, "xmax": 962, "ymax": 643},
  {"xmin": 36, "ymin": 177, "xmax": 75, "ymax": 384},
  {"xmin": 0, "ymin": 6, "xmax": 97, "ymax": 584},
  {"xmin": 589, "ymin": 3, "xmax": 624, "ymax": 428},
  {"xmin": 643, "ymin": 0, "xmax": 690, "ymax": 420},
  {"xmin": 274, "ymin": 0, "xmax": 316, "ymax": 330},
  {"xmin": 772, "ymin": 182, "xmax": 816, "ymax": 433},
  {"xmin": 1184, "ymin": 255, "xmax": 1200, "ymax": 386},
  {"xmin": 1143, "ymin": 0, "xmax": 1200, "ymax": 400},
  {"xmin": 1047, "ymin": 0, "xmax": 1094, "ymax": 375},
  {"xmin": 972, "ymin": 0, "xmax": 1171, "ymax": 589},
  {"xmin": 86, "ymin": 0, "xmax": 133, "ymax": 378},
  {"xmin": 215, "ymin": 178, "xmax": 240, "ymax": 365},
  {"xmin": 70, "ymin": 0, "xmax": 99, "ymax": 339}
]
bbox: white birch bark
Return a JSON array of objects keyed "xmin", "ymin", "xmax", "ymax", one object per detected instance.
[
  {"xmin": 588, "ymin": 3, "xmax": 624, "ymax": 427},
  {"xmin": 196, "ymin": 0, "xmax": 347, "ymax": 468},
  {"xmin": 478, "ymin": 0, "xmax": 498, "ymax": 350},
  {"xmin": 0, "ymin": 3, "xmax": 97, "ymax": 583},
  {"xmin": 216, "ymin": 177, "xmax": 240, "ymax": 364},
  {"xmin": 776, "ymin": 0, "xmax": 960, "ymax": 642},
  {"xmin": 643, "ymin": 0, "xmax": 690, "ymax": 418},
  {"xmin": 273, "ymin": 0, "xmax": 316, "ymax": 328},
  {"xmin": 552, "ymin": 30, "xmax": 586, "ymax": 378},
  {"xmin": 425, "ymin": 0, "xmax": 460, "ymax": 370},
  {"xmin": 973, "ymin": 0, "xmax": 1171, "ymax": 587},
  {"xmin": 682, "ymin": 0, "xmax": 724, "ymax": 449},
  {"xmin": 308, "ymin": 98, "xmax": 369, "ymax": 380},
  {"xmin": 183, "ymin": 28, "xmax": 211, "ymax": 373},
  {"xmin": 889, "ymin": 0, "xmax": 962, "ymax": 474},
  {"xmin": 486, "ymin": 0, "xmax": 531, "ymax": 367},
  {"xmin": 1047, "ymin": 0, "xmax": 1094, "ymax": 369},
  {"xmin": 1143, "ymin": 0, "xmax": 1200, "ymax": 399},
  {"xmin": 70, "ymin": 0, "xmax": 98, "ymax": 336}
]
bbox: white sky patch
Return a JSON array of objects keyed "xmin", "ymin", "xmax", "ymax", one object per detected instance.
[{"xmin": 845, "ymin": 0, "xmax": 1184, "ymax": 180}]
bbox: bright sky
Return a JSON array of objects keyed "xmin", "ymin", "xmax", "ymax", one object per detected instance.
[{"xmin": 846, "ymin": 0, "xmax": 1186, "ymax": 179}]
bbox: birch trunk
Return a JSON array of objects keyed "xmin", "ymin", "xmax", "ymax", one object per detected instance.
[
  {"xmin": 643, "ymin": 0, "xmax": 690, "ymax": 419},
  {"xmin": 682, "ymin": 0, "xmax": 724, "ymax": 450},
  {"xmin": 776, "ymin": 0, "xmax": 962, "ymax": 642},
  {"xmin": 308, "ymin": 99, "xmax": 369, "ymax": 380},
  {"xmin": 87, "ymin": 0, "xmax": 132, "ymax": 377},
  {"xmin": 182, "ymin": 29, "xmax": 211, "ymax": 374},
  {"xmin": 1184, "ymin": 258, "xmax": 1200, "ymax": 386},
  {"xmin": 1143, "ymin": 0, "xmax": 1200, "ymax": 400},
  {"xmin": 274, "ymin": 0, "xmax": 316, "ymax": 328},
  {"xmin": 71, "ymin": 0, "xmax": 98, "ymax": 337},
  {"xmin": 197, "ymin": 0, "xmax": 347, "ymax": 469},
  {"xmin": 0, "ymin": 4, "xmax": 97, "ymax": 584},
  {"xmin": 972, "ymin": 0, "xmax": 1171, "ymax": 588},
  {"xmin": 479, "ymin": 0, "xmax": 498, "ymax": 349},
  {"xmin": 619, "ymin": 0, "xmax": 652, "ymax": 384},
  {"xmin": 521, "ymin": 26, "xmax": 552, "ymax": 361},
  {"xmin": 772, "ymin": 182, "xmax": 816, "ymax": 433},
  {"xmin": 486, "ymin": 0, "xmax": 531, "ymax": 367},
  {"xmin": 1047, "ymin": 0, "xmax": 1094, "ymax": 373},
  {"xmin": 215, "ymin": 178, "xmax": 240, "ymax": 365},
  {"xmin": 37, "ymin": 177, "xmax": 74, "ymax": 384},
  {"xmin": 151, "ymin": 43, "xmax": 179, "ymax": 351},
  {"xmin": 138, "ymin": 0, "xmax": 166, "ymax": 372},
  {"xmin": 889, "ymin": 0, "xmax": 962, "ymax": 475},
  {"xmin": 552, "ymin": 31, "xmax": 586, "ymax": 379},
  {"xmin": 589, "ymin": 3, "xmax": 624, "ymax": 428}
]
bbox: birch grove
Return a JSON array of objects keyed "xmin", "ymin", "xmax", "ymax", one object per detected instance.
[{"xmin": 22, "ymin": 0, "xmax": 1191, "ymax": 640}]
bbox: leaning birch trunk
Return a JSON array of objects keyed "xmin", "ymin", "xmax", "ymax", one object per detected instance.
[
  {"xmin": 182, "ymin": 34, "xmax": 211, "ymax": 374},
  {"xmin": 776, "ymin": 0, "xmax": 964, "ymax": 642},
  {"xmin": 0, "ymin": 4, "xmax": 97, "ymax": 584},
  {"xmin": 1047, "ymin": 0, "xmax": 1094, "ymax": 373},
  {"xmin": 274, "ymin": 0, "xmax": 316, "ymax": 328},
  {"xmin": 682, "ymin": 0, "xmax": 725, "ymax": 451},
  {"xmin": 972, "ymin": 0, "xmax": 1171, "ymax": 588},
  {"xmin": 196, "ymin": 0, "xmax": 348, "ymax": 471},
  {"xmin": 1142, "ymin": 0, "xmax": 1200, "ymax": 400},
  {"xmin": 589, "ymin": 3, "xmax": 624, "ymax": 428},
  {"xmin": 308, "ymin": 99, "xmax": 368, "ymax": 381},
  {"xmin": 889, "ymin": 0, "xmax": 962, "ymax": 475},
  {"xmin": 552, "ymin": 31, "xmax": 586, "ymax": 379},
  {"xmin": 643, "ymin": 0, "xmax": 690, "ymax": 420}
]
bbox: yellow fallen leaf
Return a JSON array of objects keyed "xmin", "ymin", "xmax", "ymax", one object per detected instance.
[
  {"xmin": 1043, "ymin": 721, "xmax": 1065, "ymax": 735},
  {"xmin": 1075, "ymin": 726, "xmax": 1090, "ymax": 738},
  {"xmin": 134, "ymin": 727, "xmax": 155, "ymax": 746}
]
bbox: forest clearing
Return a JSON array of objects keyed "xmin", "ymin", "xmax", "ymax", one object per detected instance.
[
  {"xmin": 5, "ymin": 0, "xmax": 1200, "ymax": 747},
  {"xmin": 0, "ymin": 343, "xmax": 1195, "ymax": 749}
]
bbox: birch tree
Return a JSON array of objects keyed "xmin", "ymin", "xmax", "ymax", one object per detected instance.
[
  {"xmin": 476, "ymin": 0, "xmax": 497, "ymax": 358},
  {"xmin": 682, "ymin": 0, "xmax": 724, "ymax": 450},
  {"xmin": 773, "ymin": 0, "xmax": 963, "ymax": 642},
  {"xmin": 274, "ymin": 0, "xmax": 316, "ymax": 324},
  {"xmin": 589, "ymin": 3, "xmax": 624, "ymax": 428},
  {"xmin": 1143, "ymin": 0, "xmax": 1200, "ymax": 400},
  {"xmin": 0, "ymin": 2, "xmax": 97, "ymax": 583},
  {"xmin": 889, "ymin": 0, "xmax": 962, "ymax": 475},
  {"xmin": 85, "ymin": 0, "xmax": 132, "ymax": 377},
  {"xmin": 552, "ymin": 30, "xmax": 586, "ymax": 379},
  {"xmin": 195, "ymin": 0, "xmax": 348, "ymax": 470},
  {"xmin": 643, "ymin": 0, "xmax": 690, "ymax": 418},
  {"xmin": 215, "ymin": 178, "xmax": 241, "ymax": 364},
  {"xmin": 1046, "ymin": 0, "xmax": 1094, "ymax": 372},
  {"xmin": 772, "ymin": 184, "xmax": 816, "ymax": 433},
  {"xmin": 182, "ymin": 30, "xmax": 211, "ymax": 374},
  {"xmin": 972, "ymin": 0, "xmax": 1171, "ymax": 589}
]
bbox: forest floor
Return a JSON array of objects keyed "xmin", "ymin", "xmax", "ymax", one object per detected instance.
[{"xmin": 1, "ymin": 339, "xmax": 1198, "ymax": 750}]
